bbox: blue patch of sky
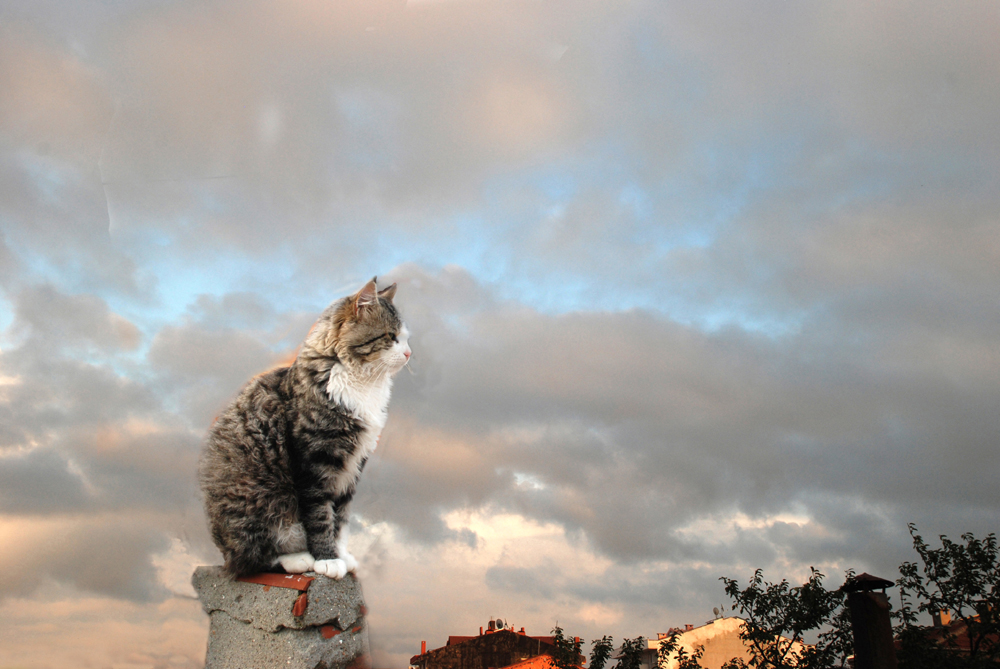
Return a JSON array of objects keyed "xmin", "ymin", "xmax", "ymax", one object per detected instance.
[
  {"xmin": 459, "ymin": 137, "xmax": 818, "ymax": 340},
  {"xmin": 99, "ymin": 226, "xmax": 302, "ymax": 356},
  {"xmin": 0, "ymin": 291, "xmax": 15, "ymax": 343},
  {"xmin": 3, "ymin": 235, "xmax": 74, "ymax": 290},
  {"xmin": 105, "ymin": 212, "xmax": 498, "ymax": 337},
  {"xmin": 621, "ymin": 184, "xmax": 718, "ymax": 251},
  {"xmin": 334, "ymin": 216, "xmax": 514, "ymax": 319},
  {"xmin": 490, "ymin": 273, "xmax": 600, "ymax": 314},
  {"xmin": 88, "ymin": 126, "xmax": 830, "ymax": 348},
  {"xmin": 698, "ymin": 310, "xmax": 806, "ymax": 339},
  {"xmin": 106, "ymin": 209, "xmax": 504, "ymax": 342},
  {"xmin": 484, "ymin": 270, "xmax": 803, "ymax": 341},
  {"xmin": 619, "ymin": 182, "xmax": 652, "ymax": 221},
  {"xmin": 530, "ymin": 170, "xmax": 578, "ymax": 202}
]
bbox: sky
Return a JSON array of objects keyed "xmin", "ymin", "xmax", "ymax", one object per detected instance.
[{"xmin": 1, "ymin": 0, "xmax": 999, "ymax": 667}]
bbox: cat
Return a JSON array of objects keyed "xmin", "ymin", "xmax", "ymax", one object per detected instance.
[{"xmin": 199, "ymin": 277, "xmax": 410, "ymax": 579}]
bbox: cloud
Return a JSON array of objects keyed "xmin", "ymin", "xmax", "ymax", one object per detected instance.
[
  {"xmin": 0, "ymin": 584, "xmax": 207, "ymax": 669},
  {"xmin": 2, "ymin": 0, "xmax": 1000, "ymax": 666},
  {"xmin": 145, "ymin": 303, "xmax": 309, "ymax": 427},
  {"xmin": 0, "ymin": 28, "xmax": 113, "ymax": 156},
  {"xmin": 0, "ymin": 349, "xmax": 157, "ymax": 441},
  {"xmin": 0, "ymin": 283, "xmax": 208, "ymax": 605},
  {"xmin": 11, "ymin": 283, "xmax": 140, "ymax": 352},
  {"xmin": 0, "ymin": 513, "xmax": 169, "ymax": 601},
  {"xmin": 0, "ymin": 447, "xmax": 90, "ymax": 513},
  {"xmin": 0, "ymin": 30, "xmax": 146, "ymax": 299},
  {"xmin": 81, "ymin": 0, "xmax": 601, "ymax": 255},
  {"xmin": 350, "ymin": 265, "xmax": 1000, "ymax": 576}
]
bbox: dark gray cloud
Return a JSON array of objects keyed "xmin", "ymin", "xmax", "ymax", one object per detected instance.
[
  {"xmin": 352, "ymin": 265, "xmax": 1000, "ymax": 575},
  {"xmin": 57, "ymin": 423, "xmax": 202, "ymax": 511},
  {"xmin": 148, "ymin": 322, "xmax": 278, "ymax": 387},
  {"xmin": 1, "ymin": 350, "xmax": 157, "ymax": 437},
  {"xmin": 187, "ymin": 291, "xmax": 279, "ymax": 331},
  {"xmin": 11, "ymin": 283, "xmax": 140, "ymax": 352},
  {"xmin": 0, "ymin": 447, "xmax": 90, "ymax": 513},
  {"xmin": 145, "ymin": 307, "xmax": 307, "ymax": 427}
]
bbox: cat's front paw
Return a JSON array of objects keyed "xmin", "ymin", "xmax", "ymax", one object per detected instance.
[
  {"xmin": 276, "ymin": 552, "xmax": 316, "ymax": 574},
  {"xmin": 314, "ymin": 558, "xmax": 348, "ymax": 579},
  {"xmin": 340, "ymin": 551, "xmax": 359, "ymax": 574}
]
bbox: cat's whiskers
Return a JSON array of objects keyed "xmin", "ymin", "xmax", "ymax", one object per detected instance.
[{"xmin": 369, "ymin": 358, "xmax": 392, "ymax": 380}]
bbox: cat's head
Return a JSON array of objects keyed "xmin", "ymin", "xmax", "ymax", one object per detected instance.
[{"xmin": 306, "ymin": 277, "xmax": 410, "ymax": 376}]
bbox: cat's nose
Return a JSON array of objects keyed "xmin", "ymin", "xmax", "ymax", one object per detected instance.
[{"xmin": 403, "ymin": 348, "xmax": 411, "ymax": 360}]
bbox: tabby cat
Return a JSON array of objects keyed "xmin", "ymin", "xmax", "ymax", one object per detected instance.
[{"xmin": 199, "ymin": 278, "xmax": 410, "ymax": 578}]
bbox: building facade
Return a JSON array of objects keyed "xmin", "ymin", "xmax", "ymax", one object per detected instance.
[
  {"xmin": 643, "ymin": 617, "xmax": 808, "ymax": 669},
  {"xmin": 411, "ymin": 621, "xmax": 579, "ymax": 669}
]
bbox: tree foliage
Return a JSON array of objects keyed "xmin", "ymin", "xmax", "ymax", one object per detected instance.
[
  {"xmin": 895, "ymin": 524, "xmax": 1000, "ymax": 669},
  {"xmin": 720, "ymin": 567, "xmax": 853, "ymax": 669},
  {"xmin": 551, "ymin": 625, "xmax": 584, "ymax": 669},
  {"xmin": 591, "ymin": 525, "xmax": 999, "ymax": 669},
  {"xmin": 590, "ymin": 636, "xmax": 615, "ymax": 669},
  {"xmin": 658, "ymin": 630, "xmax": 706, "ymax": 669},
  {"xmin": 614, "ymin": 637, "xmax": 646, "ymax": 669}
]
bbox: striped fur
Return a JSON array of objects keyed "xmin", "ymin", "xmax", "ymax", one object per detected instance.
[{"xmin": 199, "ymin": 278, "xmax": 410, "ymax": 577}]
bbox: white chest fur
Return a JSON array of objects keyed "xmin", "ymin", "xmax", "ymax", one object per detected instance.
[
  {"xmin": 326, "ymin": 363, "xmax": 393, "ymax": 431},
  {"xmin": 324, "ymin": 364, "xmax": 392, "ymax": 496}
]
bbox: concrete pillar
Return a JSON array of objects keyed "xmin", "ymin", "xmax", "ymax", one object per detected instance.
[
  {"xmin": 847, "ymin": 591, "xmax": 898, "ymax": 669},
  {"xmin": 193, "ymin": 566, "xmax": 371, "ymax": 669}
]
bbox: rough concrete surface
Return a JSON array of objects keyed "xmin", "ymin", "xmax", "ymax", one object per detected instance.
[{"xmin": 193, "ymin": 566, "xmax": 370, "ymax": 669}]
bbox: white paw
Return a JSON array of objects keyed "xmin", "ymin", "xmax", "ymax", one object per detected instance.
[
  {"xmin": 276, "ymin": 552, "xmax": 315, "ymax": 574},
  {"xmin": 340, "ymin": 551, "xmax": 359, "ymax": 573},
  {"xmin": 314, "ymin": 558, "xmax": 348, "ymax": 579}
]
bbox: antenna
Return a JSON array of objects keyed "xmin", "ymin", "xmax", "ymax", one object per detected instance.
[{"xmin": 713, "ymin": 607, "xmax": 720, "ymax": 619}]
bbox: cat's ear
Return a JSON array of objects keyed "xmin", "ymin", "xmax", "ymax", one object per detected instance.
[
  {"xmin": 377, "ymin": 283, "xmax": 397, "ymax": 302},
  {"xmin": 354, "ymin": 277, "xmax": 379, "ymax": 314}
]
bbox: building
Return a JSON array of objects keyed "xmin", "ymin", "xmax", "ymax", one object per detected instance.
[
  {"xmin": 897, "ymin": 610, "xmax": 1000, "ymax": 662},
  {"xmin": 504, "ymin": 655, "xmax": 561, "ymax": 669},
  {"xmin": 411, "ymin": 620, "xmax": 582, "ymax": 669},
  {"xmin": 642, "ymin": 617, "xmax": 809, "ymax": 669}
]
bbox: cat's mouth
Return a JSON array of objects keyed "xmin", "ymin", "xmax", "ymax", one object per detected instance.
[{"xmin": 391, "ymin": 353, "xmax": 411, "ymax": 375}]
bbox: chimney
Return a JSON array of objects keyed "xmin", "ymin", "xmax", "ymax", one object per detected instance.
[
  {"xmin": 575, "ymin": 637, "xmax": 580, "ymax": 645},
  {"xmin": 481, "ymin": 627, "xmax": 484, "ymax": 636},
  {"xmin": 684, "ymin": 624, "xmax": 694, "ymax": 632},
  {"xmin": 421, "ymin": 641, "xmax": 426, "ymax": 655},
  {"xmin": 520, "ymin": 627, "xmax": 526, "ymax": 635},
  {"xmin": 841, "ymin": 572, "xmax": 898, "ymax": 669},
  {"xmin": 932, "ymin": 610, "xmax": 951, "ymax": 627}
]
